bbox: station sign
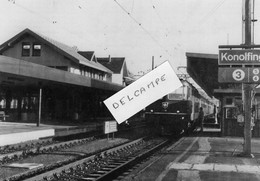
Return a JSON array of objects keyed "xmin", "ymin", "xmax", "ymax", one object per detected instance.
[
  {"xmin": 218, "ymin": 67, "xmax": 260, "ymax": 83},
  {"xmin": 219, "ymin": 50, "xmax": 260, "ymax": 65},
  {"xmin": 104, "ymin": 121, "xmax": 117, "ymax": 134}
]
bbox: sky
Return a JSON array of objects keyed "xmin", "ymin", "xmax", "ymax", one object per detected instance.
[{"xmin": 0, "ymin": 0, "xmax": 259, "ymax": 75}]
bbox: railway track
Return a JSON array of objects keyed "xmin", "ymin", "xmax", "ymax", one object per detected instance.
[
  {"xmin": 26, "ymin": 137, "xmax": 169, "ymax": 181},
  {"xmin": 1, "ymin": 122, "xmax": 156, "ymax": 181},
  {"xmin": 0, "ymin": 121, "xmax": 149, "ymax": 165}
]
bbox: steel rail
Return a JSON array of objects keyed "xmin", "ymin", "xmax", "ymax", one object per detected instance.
[{"xmin": 22, "ymin": 138, "xmax": 146, "ymax": 181}]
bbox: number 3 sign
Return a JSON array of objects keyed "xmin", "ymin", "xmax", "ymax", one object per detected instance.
[{"xmin": 232, "ymin": 69, "xmax": 245, "ymax": 81}]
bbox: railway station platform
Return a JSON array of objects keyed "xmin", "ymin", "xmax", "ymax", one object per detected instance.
[
  {"xmin": 130, "ymin": 135, "xmax": 260, "ymax": 181},
  {"xmin": 0, "ymin": 117, "xmax": 144, "ymax": 147},
  {"xmin": 0, "ymin": 121, "xmax": 102, "ymax": 147}
]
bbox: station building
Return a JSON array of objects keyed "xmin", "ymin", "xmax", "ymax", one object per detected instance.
[
  {"xmin": 187, "ymin": 52, "xmax": 260, "ymax": 137},
  {"xmin": 97, "ymin": 56, "xmax": 133, "ymax": 86},
  {"xmin": 0, "ymin": 28, "xmax": 131, "ymax": 124}
]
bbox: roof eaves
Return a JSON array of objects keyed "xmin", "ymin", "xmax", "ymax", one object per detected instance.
[
  {"xmin": 78, "ymin": 58, "xmax": 113, "ymax": 74},
  {"xmin": 0, "ymin": 28, "xmax": 112, "ymax": 73},
  {"xmin": 186, "ymin": 52, "xmax": 218, "ymax": 59},
  {"xmin": 0, "ymin": 28, "xmax": 31, "ymax": 53},
  {"xmin": 30, "ymin": 33, "xmax": 111, "ymax": 72}
]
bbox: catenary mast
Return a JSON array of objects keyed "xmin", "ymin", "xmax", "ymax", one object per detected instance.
[{"xmin": 242, "ymin": 0, "xmax": 253, "ymax": 157}]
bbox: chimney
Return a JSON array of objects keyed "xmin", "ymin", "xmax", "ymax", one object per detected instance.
[{"xmin": 108, "ymin": 55, "xmax": 111, "ymax": 63}]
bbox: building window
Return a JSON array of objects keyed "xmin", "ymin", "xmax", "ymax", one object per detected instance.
[
  {"xmin": 21, "ymin": 97, "xmax": 29, "ymax": 111},
  {"xmin": 22, "ymin": 42, "xmax": 30, "ymax": 56},
  {"xmin": 99, "ymin": 74, "xmax": 102, "ymax": 80},
  {"xmin": 32, "ymin": 43, "xmax": 41, "ymax": 56},
  {"xmin": 0, "ymin": 99, "xmax": 6, "ymax": 109},
  {"xmin": 225, "ymin": 107, "xmax": 237, "ymax": 119},
  {"xmin": 10, "ymin": 98, "xmax": 18, "ymax": 109},
  {"xmin": 226, "ymin": 98, "xmax": 233, "ymax": 105}
]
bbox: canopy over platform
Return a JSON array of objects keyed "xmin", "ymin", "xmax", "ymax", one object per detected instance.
[
  {"xmin": 186, "ymin": 52, "xmax": 219, "ymax": 97},
  {"xmin": 0, "ymin": 55, "xmax": 123, "ymax": 91}
]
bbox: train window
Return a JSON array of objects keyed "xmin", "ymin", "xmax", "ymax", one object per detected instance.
[
  {"xmin": 168, "ymin": 86, "xmax": 185, "ymax": 100},
  {"xmin": 194, "ymin": 102, "xmax": 199, "ymax": 113}
]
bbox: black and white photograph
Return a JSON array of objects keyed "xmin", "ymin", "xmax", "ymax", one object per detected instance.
[{"xmin": 0, "ymin": 0, "xmax": 260, "ymax": 180}]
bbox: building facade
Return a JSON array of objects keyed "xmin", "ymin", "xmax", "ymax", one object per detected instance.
[
  {"xmin": 97, "ymin": 56, "xmax": 133, "ymax": 86},
  {"xmin": 0, "ymin": 29, "xmax": 113, "ymax": 82},
  {"xmin": 0, "ymin": 28, "xmax": 125, "ymax": 123}
]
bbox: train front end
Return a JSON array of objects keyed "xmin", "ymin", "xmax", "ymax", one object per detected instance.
[{"xmin": 145, "ymin": 81, "xmax": 192, "ymax": 136}]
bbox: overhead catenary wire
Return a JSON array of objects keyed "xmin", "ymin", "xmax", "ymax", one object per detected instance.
[
  {"xmin": 149, "ymin": 0, "xmax": 170, "ymax": 37},
  {"xmin": 8, "ymin": 0, "xmax": 53, "ymax": 23},
  {"xmin": 149, "ymin": 0, "xmax": 182, "ymax": 51},
  {"xmin": 8, "ymin": 0, "xmax": 173, "ymax": 59},
  {"xmin": 114, "ymin": 0, "xmax": 173, "ymax": 58},
  {"xmin": 199, "ymin": 0, "xmax": 227, "ymax": 25}
]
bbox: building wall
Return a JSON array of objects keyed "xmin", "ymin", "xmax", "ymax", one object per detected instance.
[
  {"xmin": 106, "ymin": 74, "xmax": 112, "ymax": 82},
  {"xmin": 2, "ymin": 35, "xmax": 75, "ymax": 68},
  {"xmin": 111, "ymin": 61, "xmax": 128, "ymax": 85},
  {"xmin": 112, "ymin": 73, "xmax": 123, "ymax": 85},
  {"xmin": 1, "ymin": 35, "xmax": 110, "ymax": 81},
  {"xmin": 221, "ymin": 95, "xmax": 260, "ymax": 137}
]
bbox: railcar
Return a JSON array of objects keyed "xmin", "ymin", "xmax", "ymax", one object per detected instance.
[{"xmin": 145, "ymin": 79, "xmax": 215, "ymax": 135}]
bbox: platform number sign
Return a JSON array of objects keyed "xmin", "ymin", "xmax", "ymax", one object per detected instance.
[
  {"xmin": 219, "ymin": 67, "xmax": 260, "ymax": 83},
  {"xmin": 232, "ymin": 69, "xmax": 245, "ymax": 81},
  {"xmin": 218, "ymin": 49, "xmax": 260, "ymax": 83},
  {"xmin": 252, "ymin": 68, "xmax": 260, "ymax": 82}
]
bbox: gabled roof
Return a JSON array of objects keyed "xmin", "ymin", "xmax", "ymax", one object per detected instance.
[
  {"xmin": 97, "ymin": 57, "xmax": 125, "ymax": 74},
  {"xmin": 0, "ymin": 28, "xmax": 112, "ymax": 74},
  {"xmin": 78, "ymin": 51, "xmax": 97, "ymax": 62}
]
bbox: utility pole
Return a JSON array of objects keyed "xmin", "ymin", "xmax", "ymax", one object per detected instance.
[
  {"xmin": 37, "ymin": 87, "xmax": 42, "ymax": 127},
  {"xmin": 242, "ymin": 0, "xmax": 253, "ymax": 157},
  {"xmin": 152, "ymin": 56, "xmax": 154, "ymax": 70},
  {"xmin": 37, "ymin": 83, "xmax": 42, "ymax": 127}
]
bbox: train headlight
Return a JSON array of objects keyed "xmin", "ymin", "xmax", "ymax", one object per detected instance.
[
  {"xmin": 150, "ymin": 109, "xmax": 153, "ymax": 112},
  {"xmin": 177, "ymin": 110, "xmax": 180, "ymax": 113}
]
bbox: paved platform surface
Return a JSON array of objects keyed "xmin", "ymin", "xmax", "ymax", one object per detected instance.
[
  {"xmin": 129, "ymin": 135, "xmax": 260, "ymax": 181},
  {"xmin": 0, "ymin": 122, "xmax": 77, "ymax": 135},
  {"xmin": 0, "ymin": 118, "xmax": 141, "ymax": 146},
  {"xmin": 0, "ymin": 121, "xmax": 100, "ymax": 146}
]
